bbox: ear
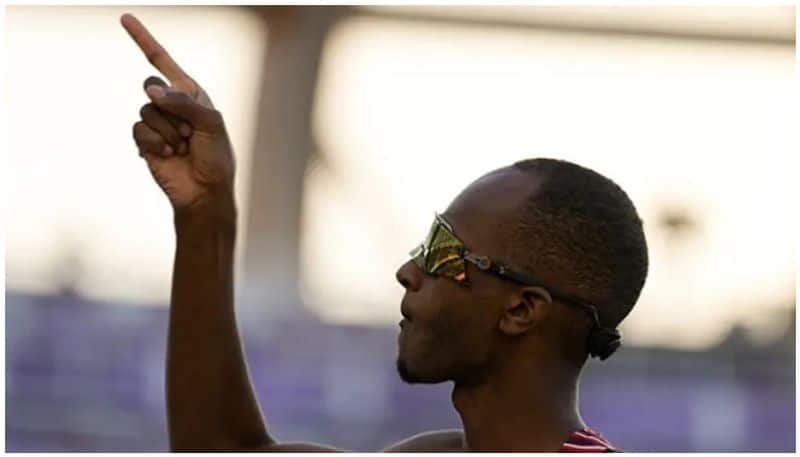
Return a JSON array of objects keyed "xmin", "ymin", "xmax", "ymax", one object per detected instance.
[{"xmin": 498, "ymin": 286, "xmax": 554, "ymax": 336}]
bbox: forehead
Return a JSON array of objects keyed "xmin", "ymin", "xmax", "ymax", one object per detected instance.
[{"xmin": 442, "ymin": 167, "xmax": 542, "ymax": 253}]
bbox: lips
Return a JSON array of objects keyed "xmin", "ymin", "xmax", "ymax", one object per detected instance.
[{"xmin": 400, "ymin": 298, "xmax": 412, "ymax": 321}]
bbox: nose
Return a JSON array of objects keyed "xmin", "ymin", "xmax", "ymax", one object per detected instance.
[{"xmin": 396, "ymin": 259, "xmax": 422, "ymax": 292}]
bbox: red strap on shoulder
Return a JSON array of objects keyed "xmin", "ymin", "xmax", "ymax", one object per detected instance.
[{"xmin": 559, "ymin": 428, "xmax": 621, "ymax": 452}]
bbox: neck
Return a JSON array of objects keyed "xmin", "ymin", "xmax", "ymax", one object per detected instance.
[{"xmin": 452, "ymin": 351, "xmax": 585, "ymax": 451}]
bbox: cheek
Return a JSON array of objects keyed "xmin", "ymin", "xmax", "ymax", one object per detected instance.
[
  {"xmin": 409, "ymin": 277, "xmax": 495, "ymax": 350},
  {"xmin": 450, "ymin": 290, "xmax": 500, "ymax": 356},
  {"xmin": 429, "ymin": 291, "xmax": 490, "ymax": 349},
  {"xmin": 401, "ymin": 286, "xmax": 463, "ymax": 352}
]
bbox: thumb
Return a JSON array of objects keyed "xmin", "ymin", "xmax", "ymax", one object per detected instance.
[
  {"xmin": 145, "ymin": 85, "xmax": 223, "ymax": 133},
  {"xmin": 143, "ymin": 75, "xmax": 168, "ymax": 92}
]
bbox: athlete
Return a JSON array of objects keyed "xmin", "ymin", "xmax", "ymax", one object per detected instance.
[{"xmin": 122, "ymin": 13, "xmax": 648, "ymax": 452}]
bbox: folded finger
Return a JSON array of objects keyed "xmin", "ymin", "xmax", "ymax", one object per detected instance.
[
  {"xmin": 146, "ymin": 85, "xmax": 222, "ymax": 134},
  {"xmin": 133, "ymin": 121, "xmax": 172, "ymax": 158},
  {"xmin": 142, "ymin": 77, "xmax": 193, "ymax": 138},
  {"xmin": 140, "ymin": 103, "xmax": 184, "ymax": 149}
]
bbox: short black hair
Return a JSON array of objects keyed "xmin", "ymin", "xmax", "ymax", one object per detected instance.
[{"xmin": 509, "ymin": 158, "xmax": 648, "ymax": 329}]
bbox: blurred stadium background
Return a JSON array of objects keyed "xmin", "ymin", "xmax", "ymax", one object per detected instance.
[{"xmin": 4, "ymin": 5, "xmax": 796, "ymax": 451}]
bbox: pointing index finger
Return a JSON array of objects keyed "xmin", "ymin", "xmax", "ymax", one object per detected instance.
[{"xmin": 120, "ymin": 13, "xmax": 195, "ymax": 91}]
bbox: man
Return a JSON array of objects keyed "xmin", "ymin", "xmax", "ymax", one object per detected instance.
[{"xmin": 123, "ymin": 13, "xmax": 648, "ymax": 452}]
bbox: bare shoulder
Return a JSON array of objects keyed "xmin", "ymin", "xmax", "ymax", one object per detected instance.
[
  {"xmin": 382, "ymin": 429, "xmax": 465, "ymax": 452},
  {"xmin": 237, "ymin": 430, "xmax": 464, "ymax": 453},
  {"xmin": 248, "ymin": 442, "xmax": 347, "ymax": 452}
]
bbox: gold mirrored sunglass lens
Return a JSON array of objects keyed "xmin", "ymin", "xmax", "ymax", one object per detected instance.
[
  {"xmin": 422, "ymin": 220, "xmax": 439, "ymax": 252},
  {"xmin": 427, "ymin": 250, "xmax": 461, "ymax": 273},
  {"xmin": 426, "ymin": 221, "xmax": 462, "ymax": 271},
  {"xmin": 409, "ymin": 245, "xmax": 425, "ymax": 268},
  {"xmin": 408, "ymin": 218, "xmax": 469, "ymax": 282},
  {"xmin": 438, "ymin": 259, "xmax": 468, "ymax": 282}
]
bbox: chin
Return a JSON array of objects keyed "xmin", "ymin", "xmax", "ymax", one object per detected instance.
[
  {"xmin": 395, "ymin": 356, "xmax": 450, "ymax": 384},
  {"xmin": 396, "ymin": 357, "xmax": 419, "ymax": 383},
  {"xmin": 396, "ymin": 328, "xmax": 455, "ymax": 384}
]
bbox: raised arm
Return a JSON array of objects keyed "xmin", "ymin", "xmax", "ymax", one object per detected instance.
[
  {"xmin": 121, "ymin": 14, "xmax": 346, "ymax": 451},
  {"xmin": 123, "ymin": 14, "xmax": 470, "ymax": 452}
]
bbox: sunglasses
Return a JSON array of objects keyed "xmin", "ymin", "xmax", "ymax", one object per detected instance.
[{"xmin": 409, "ymin": 212, "xmax": 606, "ymax": 329}]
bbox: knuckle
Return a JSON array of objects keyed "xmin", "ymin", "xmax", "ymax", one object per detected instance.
[
  {"xmin": 170, "ymin": 91, "xmax": 193, "ymax": 105},
  {"xmin": 164, "ymin": 128, "xmax": 181, "ymax": 145},
  {"xmin": 153, "ymin": 115, "xmax": 180, "ymax": 142},
  {"xmin": 144, "ymin": 50, "xmax": 160, "ymax": 66}
]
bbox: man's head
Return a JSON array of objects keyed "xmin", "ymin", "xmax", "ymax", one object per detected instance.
[{"xmin": 395, "ymin": 158, "xmax": 648, "ymax": 385}]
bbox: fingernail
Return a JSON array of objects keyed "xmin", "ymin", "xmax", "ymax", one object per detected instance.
[
  {"xmin": 146, "ymin": 85, "xmax": 166, "ymax": 98},
  {"xmin": 164, "ymin": 144, "xmax": 173, "ymax": 156},
  {"xmin": 179, "ymin": 123, "xmax": 192, "ymax": 137},
  {"xmin": 177, "ymin": 142, "xmax": 187, "ymax": 155}
]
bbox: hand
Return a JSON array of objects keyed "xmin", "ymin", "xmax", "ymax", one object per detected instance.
[{"xmin": 122, "ymin": 13, "xmax": 235, "ymax": 213}]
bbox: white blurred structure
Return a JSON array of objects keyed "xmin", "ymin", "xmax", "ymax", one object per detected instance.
[
  {"xmin": 4, "ymin": 6, "xmax": 796, "ymax": 350},
  {"xmin": 5, "ymin": 6, "xmax": 266, "ymax": 305}
]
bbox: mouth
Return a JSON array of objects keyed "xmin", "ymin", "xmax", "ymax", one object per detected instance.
[
  {"xmin": 399, "ymin": 319, "xmax": 409, "ymax": 329},
  {"xmin": 400, "ymin": 299, "xmax": 412, "ymax": 322}
]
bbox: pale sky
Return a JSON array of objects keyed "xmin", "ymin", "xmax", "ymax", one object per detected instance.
[{"xmin": 5, "ymin": 6, "xmax": 797, "ymax": 350}]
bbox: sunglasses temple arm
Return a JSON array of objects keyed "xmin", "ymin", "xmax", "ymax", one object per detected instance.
[
  {"xmin": 464, "ymin": 251, "xmax": 539, "ymax": 286},
  {"xmin": 465, "ymin": 252, "xmax": 606, "ymax": 328}
]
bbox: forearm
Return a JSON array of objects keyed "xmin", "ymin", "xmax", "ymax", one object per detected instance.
[{"xmin": 167, "ymin": 200, "xmax": 272, "ymax": 450}]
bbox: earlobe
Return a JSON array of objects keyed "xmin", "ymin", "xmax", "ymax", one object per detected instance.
[{"xmin": 498, "ymin": 287, "xmax": 553, "ymax": 336}]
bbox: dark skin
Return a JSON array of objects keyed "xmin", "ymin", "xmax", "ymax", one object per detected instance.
[
  {"xmin": 397, "ymin": 169, "xmax": 590, "ymax": 451},
  {"xmin": 123, "ymin": 14, "xmax": 592, "ymax": 451}
]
